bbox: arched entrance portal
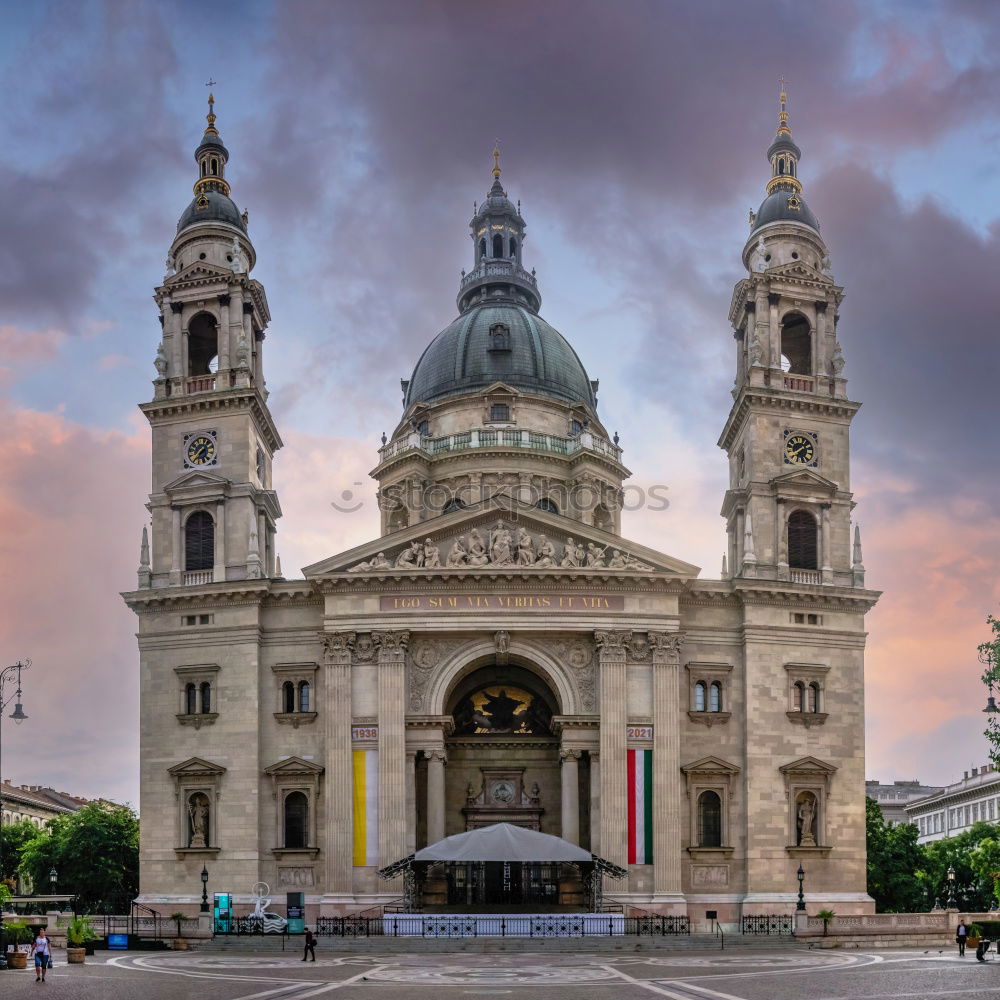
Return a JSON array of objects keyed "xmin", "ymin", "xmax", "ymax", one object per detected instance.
[{"xmin": 414, "ymin": 663, "xmax": 592, "ymax": 910}]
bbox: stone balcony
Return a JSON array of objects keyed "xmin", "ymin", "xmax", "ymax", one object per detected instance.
[
  {"xmin": 377, "ymin": 427, "xmax": 623, "ymax": 466},
  {"xmin": 459, "ymin": 260, "xmax": 538, "ymax": 292}
]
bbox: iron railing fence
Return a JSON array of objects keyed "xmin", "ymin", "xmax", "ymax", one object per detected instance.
[
  {"xmin": 741, "ymin": 914, "xmax": 794, "ymax": 935},
  {"xmin": 312, "ymin": 914, "xmax": 690, "ymax": 938}
]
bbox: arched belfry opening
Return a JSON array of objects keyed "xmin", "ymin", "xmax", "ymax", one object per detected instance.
[
  {"xmin": 779, "ymin": 312, "xmax": 811, "ymax": 375},
  {"xmin": 187, "ymin": 312, "xmax": 219, "ymax": 376}
]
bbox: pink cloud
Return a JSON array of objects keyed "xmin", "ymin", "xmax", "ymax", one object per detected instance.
[{"xmin": 0, "ymin": 325, "xmax": 65, "ymax": 362}]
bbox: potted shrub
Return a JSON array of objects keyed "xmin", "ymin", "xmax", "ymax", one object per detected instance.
[
  {"xmin": 170, "ymin": 912, "xmax": 189, "ymax": 950},
  {"xmin": 66, "ymin": 915, "xmax": 93, "ymax": 964},
  {"xmin": 967, "ymin": 922, "xmax": 984, "ymax": 948},
  {"xmin": 815, "ymin": 908, "xmax": 836, "ymax": 936},
  {"xmin": 4, "ymin": 921, "xmax": 31, "ymax": 970}
]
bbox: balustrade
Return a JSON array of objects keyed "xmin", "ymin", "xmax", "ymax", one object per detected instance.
[
  {"xmin": 783, "ymin": 375, "xmax": 814, "ymax": 392},
  {"xmin": 378, "ymin": 428, "xmax": 622, "ymax": 465},
  {"xmin": 183, "ymin": 570, "xmax": 213, "ymax": 586},
  {"xmin": 186, "ymin": 375, "xmax": 217, "ymax": 394},
  {"xmin": 790, "ymin": 569, "xmax": 822, "ymax": 585}
]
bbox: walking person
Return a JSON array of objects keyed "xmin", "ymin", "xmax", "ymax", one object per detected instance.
[
  {"xmin": 302, "ymin": 926, "xmax": 316, "ymax": 962},
  {"xmin": 956, "ymin": 919, "xmax": 968, "ymax": 957},
  {"xmin": 30, "ymin": 928, "xmax": 51, "ymax": 983}
]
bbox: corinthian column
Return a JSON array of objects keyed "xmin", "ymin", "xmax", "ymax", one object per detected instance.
[
  {"xmin": 560, "ymin": 748, "xmax": 581, "ymax": 844},
  {"xmin": 374, "ymin": 630, "xmax": 409, "ymax": 869},
  {"xmin": 322, "ymin": 631, "xmax": 355, "ymax": 896},
  {"xmin": 650, "ymin": 631, "xmax": 683, "ymax": 898},
  {"xmin": 596, "ymin": 630, "xmax": 630, "ymax": 870},
  {"xmin": 426, "ymin": 748, "xmax": 447, "ymax": 845}
]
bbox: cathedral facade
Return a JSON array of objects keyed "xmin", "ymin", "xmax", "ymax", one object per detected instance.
[{"xmin": 125, "ymin": 89, "xmax": 879, "ymax": 920}]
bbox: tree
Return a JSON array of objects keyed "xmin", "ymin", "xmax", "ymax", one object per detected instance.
[
  {"xmin": 866, "ymin": 797, "xmax": 928, "ymax": 912},
  {"xmin": 980, "ymin": 615, "xmax": 1000, "ymax": 766},
  {"xmin": 1, "ymin": 818, "xmax": 43, "ymax": 891},
  {"xmin": 17, "ymin": 801, "xmax": 138, "ymax": 912},
  {"xmin": 919, "ymin": 822, "xmax": 1000, "ymax": 911}
]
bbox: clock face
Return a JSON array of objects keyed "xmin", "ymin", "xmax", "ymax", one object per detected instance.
[
  {"xmin": 784, "ymin": 433, "xmax": 815, "ymax": 465},
  {"xmin": 186, "ymin": 435, "xmax": 217, "ymax": 466}
]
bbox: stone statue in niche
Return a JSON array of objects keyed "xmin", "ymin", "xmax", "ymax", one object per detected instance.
[
  {"xmin": 749, "ymin": 333, "xmax": 763, "ymax": 366},
  {"xmin": 188, "ymin": 793, "xmax": 210, "ymax": 848},
  {"xmin": 831, "ymin": 340, "xmax": 846, "ymax": 375},
  {"xmin": 796, "ymin": 791, "xmax": 818, "ymax": 847},
  {"xmin": 230, "ymin": 236, "xmax": 244, "ymax": 273},
  {"xmin": 236, "ymin": 330, "xmax": 250, "ymax": 369},
  {"xmin": 154, "ymin": 342, "xmax": 168, "ymax": 378},
  {"xmin": 164, "ymin": 253, "xmax": 176, "ymax": 278}
]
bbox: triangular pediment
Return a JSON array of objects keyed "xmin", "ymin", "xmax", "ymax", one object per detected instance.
[
  {"xmin": 766, "ymin": 261, "xmax": 833, "ymax": 284},
  {"xmin": 168, "ymin": 756, "xmax": 227, "ymax": 778},
  {"xmin": 169, "ymin": 261, "xmax": 233, "ymax": 283},
  {"xmin": 163, "ymin": 470, "xmax": 231, "ymax": 493},
  {"xmin": 303, "ymin": 494, "xmax": 699, "ymax": 579},
  {"xmin": 482, "ymin": 381, "xmax": 522, "ymax": 396},
  {"xmin": 779, "ymin": 756, "xmax": 838, "ymax": 776},
  {"xmin": 681, "ymin": 755, "xmax": 741, "ymax": 776},
  {"xmin": 264, "ymin": 755, "xmax": 325, "ymax": 777},
  {"xmin": 771, "ymin": 468, "xmax": 838, "ymax": 492}
]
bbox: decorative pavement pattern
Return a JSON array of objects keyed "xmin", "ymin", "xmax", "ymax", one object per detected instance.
[{"xmin": 2, "ymin": 948, "xmax": 999, "ymax": 999}]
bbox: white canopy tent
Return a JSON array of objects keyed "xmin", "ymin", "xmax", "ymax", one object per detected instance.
[{"xmin": 414, "ymin": 822, "xmax": 592, "ymax": 863}]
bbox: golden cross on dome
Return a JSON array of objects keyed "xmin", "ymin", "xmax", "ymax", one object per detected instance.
[{"xmin": 492, "ymin": 138, "xmax": 502, "ymax": 180}]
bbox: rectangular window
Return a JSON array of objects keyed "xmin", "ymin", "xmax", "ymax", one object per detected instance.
[
  {"xmin": 183, "ymin": 614, "xmax": 214, "ymax": 626},
  {"xmin": 490, "ymin": 403, "xmax": 510, "ymax": 422}
]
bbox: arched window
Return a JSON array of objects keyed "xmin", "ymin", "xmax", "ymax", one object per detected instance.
[
  {"xmin": 185, "ymin": 683, "xmax": 197, "ymax": 716},
  {"xmin": 709, "ymin": 682, "xmax": 722, "ymax": 713},
  {"xmin": 535, "ymin": 498, "xmax": 558, "ymax": 514},
  {"xmin": 809, "ymin": 682, "xmax": 821, "ymax": 713},
  {"xmin": 443, "ymin": 497, "xmax": 467, "ymax": 514},
  {"xmin": 509, "ymin": 238, "xmax": 517, "ymax": 258},
  {"xmin": 789, "ymin": 160, "xmax": 796, "ymax": 176},
  {"xmin": 479, "ymin": 237, "xmax": 486, "ymax": 259},
  {"xmin": 490, "ymin": 403, "xmax": 510, "ymax": 422},
  {"xmin": 794, "ymin": 681, "xmax": 806, "ymax": 712},
  {"xmin": 199, "ymin": 681, "xmax": 211, "ymax": 714},
  {"xmin": 697, "ymin": 790, "xmax": 722, "ymax": 847},
  {"xmin": 184, "ymin": 511, "xmax": 215, "ymax": 571},
  {"xmin": 694, "ymin": 681, "xmax": 707, "ymax": 712},
  {"xmin": 187, "ymin": 313, "xmax": 219, "ymax": 376},
  {"xmin": 778, "ymin": 158, "xmax": 786, "ymax": 174},
  {"xmin": 780, "ymin": 313, "xmax": 811, "ymax": 375},
  {"xmin": 787, "ymin": 510, "xmax": 818, "ymax": 570},
  {"xmin": 210, "ymin": 157, "xmax": 218, "ymax": 174},
  {"xmin": 284, "ymin": 791, "xmax": 308, "ymax": 849},
  {"xmin": 492, "ymin": 234, "xmax": 503, "ymax": 258},
  {"xmin": 283, "ymin": 681, "xmax": 295, "ymax": 714},
  {"xmin": 298, "ymin": 681, "xmax": 310, "ymax": 713}
]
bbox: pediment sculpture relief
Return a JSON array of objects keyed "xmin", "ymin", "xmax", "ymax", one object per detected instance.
[{"xmin": 347, "ymin": 518, "xmax": 653, "ymax": 573}]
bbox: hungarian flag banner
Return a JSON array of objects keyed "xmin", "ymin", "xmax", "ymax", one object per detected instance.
[{"xmin": 627, "ymin": 748, "xmax": 653, "ymax": 864}]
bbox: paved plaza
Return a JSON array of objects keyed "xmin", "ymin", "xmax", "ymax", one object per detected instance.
[{"xmin": 3, "ymin": 946, "xmax": 1000, "ymax": 999}]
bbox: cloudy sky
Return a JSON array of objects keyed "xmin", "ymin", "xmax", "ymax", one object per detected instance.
[{"xmin": 1, "ymin": 0, "xmax": 998, "ymax": 807}]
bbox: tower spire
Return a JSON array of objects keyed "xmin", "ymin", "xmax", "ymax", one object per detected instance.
[
  {"xmin": 192, "ymin": 90, "xmax": 231, "ymax": 202},
  {"xmin": 492, "ymin": 139, "xmax": 502, "ymax": 181},
  {"xmin": 765, "ymin": 78, "xmax": 803, "ymax": 199}
]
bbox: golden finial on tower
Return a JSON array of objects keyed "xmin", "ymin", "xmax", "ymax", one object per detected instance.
[
  {"xmin": 776, "ymin": 76, "xmax": 791, "ymax": 135},
  {"xmin": 205, "ymin": 78, "xmax": 218, "ymax": 134},
  {"xmin": 492, "ymin": 138, "xmax": 502, "ymax": 180}
]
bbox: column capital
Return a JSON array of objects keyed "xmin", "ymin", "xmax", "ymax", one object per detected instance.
[
  {"xmin": 169, "ymin": 301, "xmax": 184, "ymax": 314},
  {"xmin": 649, "ymin": 631, "xmax": 684, "ymax": 664},
  {"xmin": 322, "ymin": 631, "xmax": 355, "ymax": 665},
  {"xmin": 426, "ymin": 747, "xmax": 448, "ymax": 765},
  {"xmin": 595, "ymin": 629, "xmax": 632, "ymax": 660},
  {"xmin": 767, "ymin": 292, "xmax": 781, "ymax": 307},
  {"xmin": 373, "ymin": 629, "xmax": 410, "ymax": 656},
  {"xmin": 560, "ymin": 748, "xmax": 582, "ymax": 763}
]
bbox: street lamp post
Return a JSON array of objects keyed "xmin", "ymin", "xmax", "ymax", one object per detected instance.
[
  {"xmin": 200, "ymin": 866, "xmax": 209, "ymax": 913},
  {"xmin": 947, "ymin": 865, "xmax": 956, "ymax": 908},
  {"xmin": 796, "ymin": 864, "xmax": 806, "ymax": 912},
  {"xmin": 0, "ymin": 660, "xmax": 30, "ymax": 889},
  {"xmin": 49, "ymin": 867, "xmax": 58, "ymax": 895}
]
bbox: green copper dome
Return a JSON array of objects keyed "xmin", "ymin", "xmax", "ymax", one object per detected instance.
[{"xmin": 405, "ymin": 303, "xmax": 597, "ymax": 408}]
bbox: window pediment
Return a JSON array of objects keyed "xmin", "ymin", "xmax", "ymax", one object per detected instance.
[
  {"xmin": 682, "ymin": 756, "xmax": 741, "ymax": 781},
  {"xmin": 779, "ymin": 756, "xmax": 837, "ymax": 778},
  {"xmin": 264, "ymin": 756, "xmax": 325, "ymax": 778},
  {"xmin": 168, "ymin": 756, "xmax": 227, "ymax": 779}
]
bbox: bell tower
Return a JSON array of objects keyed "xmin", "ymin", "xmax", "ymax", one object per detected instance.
[
  {"xmin": 718, "ymin": 84, "xmax": 864, "ymax": 588},
  {"xmin": 137, "ymin": 94, "xmax": 282, "ymax": 588}
]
